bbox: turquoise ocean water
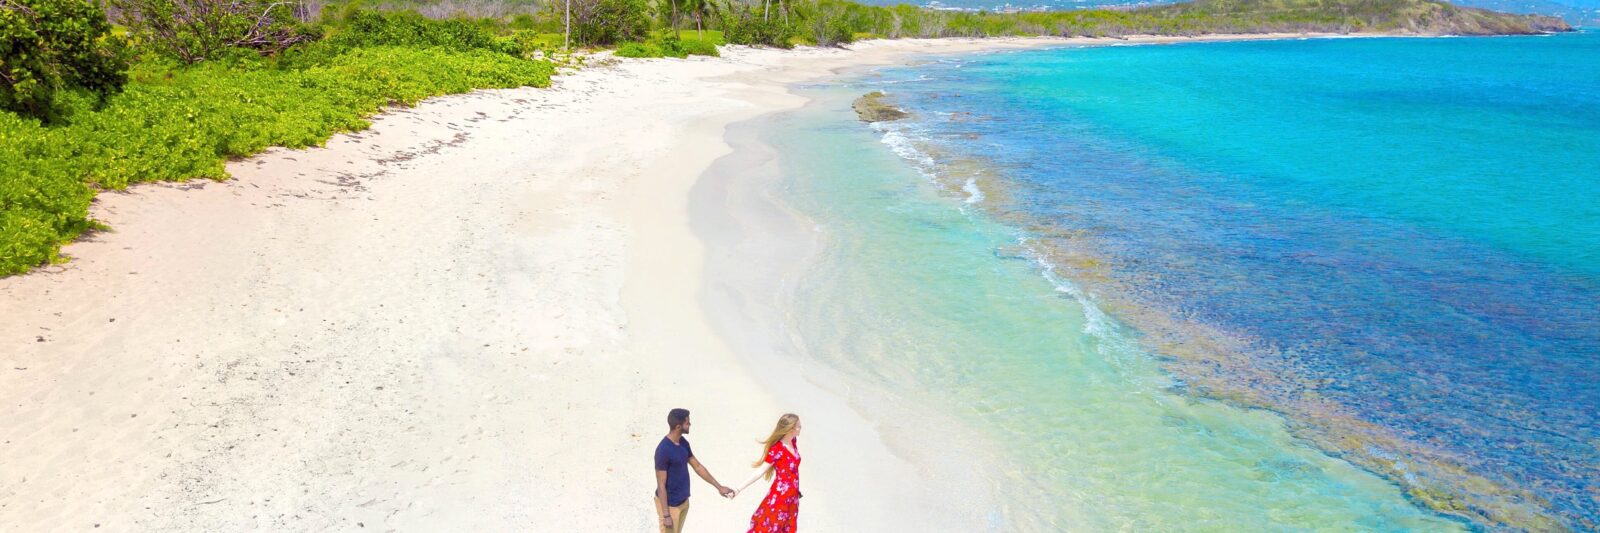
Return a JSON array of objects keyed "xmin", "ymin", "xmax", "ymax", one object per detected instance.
[{"xmin": 760, "ymin": 32, "xmax": 1599, "ymax": 530}]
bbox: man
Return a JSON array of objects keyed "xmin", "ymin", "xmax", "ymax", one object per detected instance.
[{"xmin": 654, "ymin": 408, "xmax": 734, "ymax": 532}]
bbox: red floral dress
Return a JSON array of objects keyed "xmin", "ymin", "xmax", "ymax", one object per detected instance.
[{"xmin": 747, "ymin": 439, "xmax": 801, "ymax": 533}]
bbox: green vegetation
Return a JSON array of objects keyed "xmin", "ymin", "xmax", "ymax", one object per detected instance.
[
  {"xmin": 571, "ymin": 0, "xmax": 653, "ymax": 44},
  {"xmin": 668, "ymin": 28, "xmax": 725, "ymax": 43},
  {"xmin": 0, "ymin": 2, "xmax": 553, "ymax": 275},
  {"xmin": 0, "ymin": 0, "xmax": 1570, "ymax": 275},
  {"xmin": 0, "ymin": 0, "xmax": 129, "ymax": 122},
  {"xmin": 616, "ymin": 35, "xmax": 720, "ymax": 56},
  {"xmin": 112, "ymin": 0, "xmax": 315, "ymax": 63},
  {"xmin": 722, "ymin": 3, "xmax": 800, "ymax": 46}
]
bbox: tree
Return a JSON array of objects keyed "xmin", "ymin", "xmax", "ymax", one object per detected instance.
[
  {"xmin": 665, "ymin": 0, "xmax": 679, "ymax": 34},
  {"xmin": 0, "ymin": 0, "xmax": 128, "ymax": 122},
  {"xmin": 797, "ymin": 0, "xmax": 853, "ymax": 46},
  {"xmin": 684, "ymin": 0, "xmax": 719, "ymax": 38},
  {"xmin": 723, "ymin": 2, "xmax": 792, "ymax": 47},
  {"xmin": 113, "ymin": 0, "xmax": 314, "ymax": 63},
  {"xmin": 570, "ymin": 0, "xmax": 650, "ymax": 45}
]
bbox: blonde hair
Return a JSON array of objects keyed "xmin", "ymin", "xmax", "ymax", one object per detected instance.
[{"xmin": 752, "ymin": 413, "xmax": 800, "ymax": 480}]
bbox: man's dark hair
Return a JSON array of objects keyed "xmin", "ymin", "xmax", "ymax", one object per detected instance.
[{"xmin": 667, "ymin": 408, "xmax": 690, "ymax": 429}]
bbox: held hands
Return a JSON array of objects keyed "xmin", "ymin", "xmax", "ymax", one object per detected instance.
[{"xmin": 718, "ymin": 485, "xmax": 736, "ymax": 499}]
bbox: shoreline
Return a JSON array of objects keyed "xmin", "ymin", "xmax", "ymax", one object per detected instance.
[
  {"xmin": 1, "ymin": 31, "xmax": 1481, "ymax": 530},
  {"xmin": 689, "ymin": 73, "xmax": 1029, "ymax": 530}
]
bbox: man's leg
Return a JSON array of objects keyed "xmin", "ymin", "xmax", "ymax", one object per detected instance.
[
  {"xmin": 655, "ymin": 496, "xmax": 689, "ymax": 533},
  {"xmin": 673, "ymin": 498, "xmax": 690, "ymax": 531}
]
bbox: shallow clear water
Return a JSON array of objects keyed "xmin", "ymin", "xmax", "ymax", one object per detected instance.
[
  {"xmin": 765, "ymin": 33, "xmax": 1600, "ymax": 530},
  {"xmin": 765, "ymin": 88, "xmax": 1455, "ymax": 531}
]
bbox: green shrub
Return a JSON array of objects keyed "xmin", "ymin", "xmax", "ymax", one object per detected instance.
[
  {"xmin": 0, "ymin": 0, "xmax": 129, "ymax": 122},
  {"xmin": 0, "ymin": 112, "xmax": 96, "ymax": 272},
  {"xmin": 654, "ymin": 35, "xmax": 688, "ymax": 57},
  {"xmin": 0, "ymin": 46, "xmax": 554, "ymax": 275},
  {"xmin": 572, "ymin": 0, "xmax": 651, "ymax": 45},
  {"xmin": 614, "ymin": 41, "xmax": 662, "ymax": 57},
  {"xmin": 503, "ymin": 29, "xmax": 565, "ymax": 57},
  {"xmin": 279, "ymin": 9, "xmax": 534, "ymax": 68},
  {"xmin": 674, "ymin": 37, "xmax": 719, "ymax": 56},
  {"xmin": 722, "ymin": 8, "xmax": 795, "ymax": 48},
  {"xmin": 816, "ymin": 15, "xmax": 854, "ymax": 46},
  {"xmin": 614, "ymin": 36, "xmax": 718, "ymax": 59},
  {"xmin": 793, "ymin": 12, "xmax": 857, "ymax": 46},
  {"xmin": 326, "ymin": 10, "xmax": 499, "ymax": 51},
  {"xmin": 113, "ymin": 0, "xmax": 315, "ymax": 63}
]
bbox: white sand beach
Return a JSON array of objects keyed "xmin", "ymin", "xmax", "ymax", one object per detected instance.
[{"xmin": 0, "ymin": 33, "xmax": 1358, "ymax": 531}]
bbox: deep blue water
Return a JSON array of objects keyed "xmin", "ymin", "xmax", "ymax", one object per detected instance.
[{"xmin": 866, "ymin": 32, "xmax": 1600, "ymax": 528}]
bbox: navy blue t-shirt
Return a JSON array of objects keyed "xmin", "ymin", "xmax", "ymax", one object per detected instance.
[{"xmin": 655, "ymin": 437, "xmax": 694, "ymax": 506}]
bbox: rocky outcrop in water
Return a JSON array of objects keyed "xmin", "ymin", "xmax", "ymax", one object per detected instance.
[{"xmin": 852, "ymin": 92, "xmax": 909, "ymax": 123}]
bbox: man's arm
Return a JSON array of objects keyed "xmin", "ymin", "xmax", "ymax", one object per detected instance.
[
  {"xmin": 688, "ymin": 456, "xmax": 735, "ymax": 497},
  {"xmin": 656, "ymin": 469, "xmax": 673, "ymax": 528}
]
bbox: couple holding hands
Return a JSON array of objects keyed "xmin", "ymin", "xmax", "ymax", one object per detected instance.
[{"xmin": 653, "ymin": 408, "xmax": 803, "ymax": 533}]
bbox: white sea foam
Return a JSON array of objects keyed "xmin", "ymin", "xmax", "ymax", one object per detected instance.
[
  {"xmin": 873, "ymin": 75, "xmax": 934, "ymax": 85},
  {"xmin": 878, "ymin": 118, "xmax": 1128, "ymax": 356},
  {"xmin": 873, "ymin": 123, "xmax": 940, "ymax": 182},
  {"xmin": 962, "ymin": 178, "xmax": 985, "ymax": 204},
  {"xmin": 1015, "ymin": 236, "xmax": 1155, "ymax": 381}
]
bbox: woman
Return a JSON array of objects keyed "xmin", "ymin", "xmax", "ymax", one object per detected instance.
[{"xmin": 733, "ymin": 413, "xmax": 802, "ymax": 533}]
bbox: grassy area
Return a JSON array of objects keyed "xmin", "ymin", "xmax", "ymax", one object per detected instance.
[
  {"xmin": 522, "ymin": 32, "xmax": 569, "ymax": 49},
  {"xmin": 615, "ymin": 34, "xmax": 721, "ymax": 57},
  {"xmin": 663, "ymin": 29, "xmax": 726, "ymax": 44}
]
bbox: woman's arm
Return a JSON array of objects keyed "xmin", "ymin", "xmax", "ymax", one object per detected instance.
[{"xmin": 734, "ymin": 464, "xmax": 774, "ymax": 496}]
